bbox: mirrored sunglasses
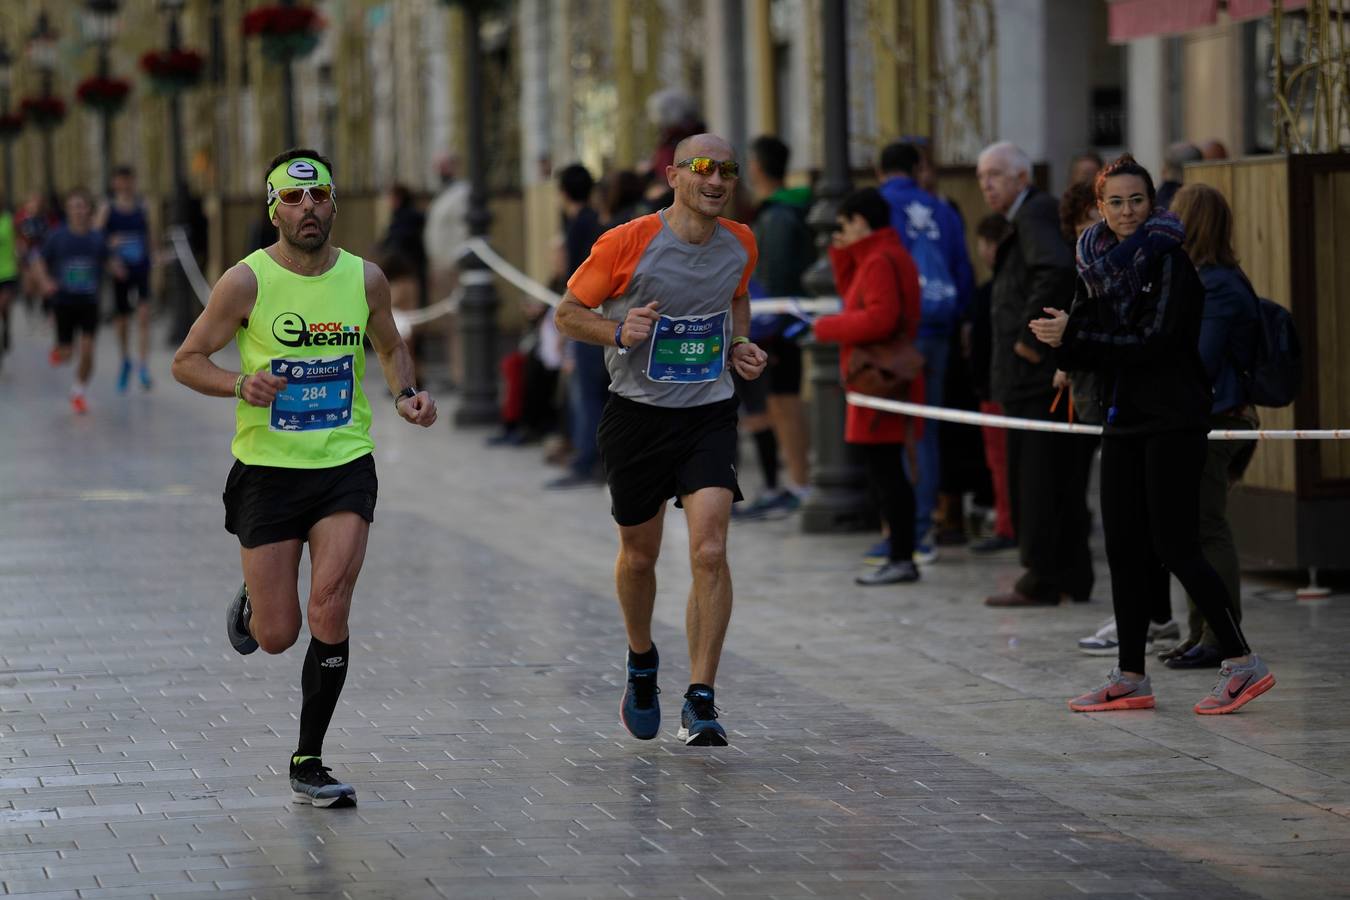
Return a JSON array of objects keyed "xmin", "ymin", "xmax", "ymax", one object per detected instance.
[
  {"xmin": 676, "ymin": 157, "xmax": 740, "ymax": 179},
  {"xmin": 271, "ymin": 185, "xmax": 334, "ymax": 206}
]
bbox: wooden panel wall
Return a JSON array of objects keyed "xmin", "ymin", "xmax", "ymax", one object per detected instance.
[
  {"xmin": 1186, "ymin": 157, "xmax": 1296, "ymax": 494},
  {"xmin": 1312, "ymin": 170, "xmax": 1350, "ymax": 481}
]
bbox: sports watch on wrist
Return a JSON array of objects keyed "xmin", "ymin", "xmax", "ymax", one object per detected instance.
[{"xmin": 394, "ymin": 386, "xmax": 417, "ymax": 409}]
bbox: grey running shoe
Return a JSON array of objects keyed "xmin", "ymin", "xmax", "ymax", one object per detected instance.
[
  {"xmin": 226, "ymin": 582, "xmax": 258, "ymax": 655},
  {"xmin": 1194, "ymin": 654, "xmax": 1275, "ymax": 715},
  {"xmin": 855, "ymin": 560, "xmax": 920, "ymax": 586},
  {"xmin": 289, "ymin": 758, "xmax": 357, "ymax": 808},
  {"xmin": 1077, "ymin": 618, "xmax": 1181, "ymax": 656},
  {"xmin": 1068, "ymin": 668, "xmax": 1155, "ymax": 712}
]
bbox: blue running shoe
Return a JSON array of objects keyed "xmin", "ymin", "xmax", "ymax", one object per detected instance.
[
  {"xmin": 620, "ymin": 647, "xmax": 660, "ymax": 740},
  {"xmin": 138, "ymin": 364, "xmax": 152, "ymax": 391},
  {"xmin": 862, "ymin": 538, "xmax": 890, "ymax": 565},
  {"xmin": 289, "ymin": 757, "xmax": 356, "ymax": 808},
  {"xmin": 226, "ymin": 582, "xmax": 258, "ymax": 655},
  {"xmin": 117, "ymin": 358, "xmax": 132, "ymax": 393},
  {"xmin": 678, "ymin": 686, "xmax": 727, "ymax": 746}
]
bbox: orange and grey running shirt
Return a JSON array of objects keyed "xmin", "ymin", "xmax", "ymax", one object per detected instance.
[{"xmin": 567, "ymin": 210, "xmax": 757, "ymax": 408}]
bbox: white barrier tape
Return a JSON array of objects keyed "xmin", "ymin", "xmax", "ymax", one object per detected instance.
[
  {"xmin": 845, "ymin": 392, "xmax": 1350, "ymax": 440},
  {"xmin": 169, "ymin": 226, "xmax": 213, "ymax": 308},
  {"xmin": 392, "ymin": 288, "xmax": 464, "ymax": 337},
  {"xmin": 462, "ymin": 237, "xmax": 563, "ymax": 306},
  {"xmin": 460, "ymin": 237, "xmax": 839, "ymax": 318}
]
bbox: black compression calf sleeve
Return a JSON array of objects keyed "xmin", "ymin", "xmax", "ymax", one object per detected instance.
[
  {"xmin": 753, "ymin": 428, "xmax": 780, "ymax": 491},
  {"xmin": 296, "ymin": 636, "xmax": 349, "ymax": 760}
]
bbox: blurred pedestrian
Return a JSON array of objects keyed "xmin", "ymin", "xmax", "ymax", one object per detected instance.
[
  {"xmin": 0, "ymin": 192, "xmax": 16, "ymax": 362},
  {"xmin": 423, "ymin": 154, "xmax": 471, "ymax": 385},
  {"xmin": 1033, "ymin": 154, "xmax": 1274, "ymax": 715},
  {"xmin": 813, "ymin": 188, "xmax": 924, "ymax": 587},
  {"xmin": 380, "ymin": 184, "xmax": 426, "ymax": 302},
  {"xmin": 1068, "ymin": 151, "xmax": 1103, "ymax": 187},
  {"xmin": 976, "ymin": 141, "xmax": 1094, "ymax": 607},
  {"xmin": 31, "ymin": 188, "xmax": 120, "ymax": 414},
  {"xmin": 599, "ymin": 169, "xmax": 649, "ymax": 229},
  {"xmin": 1161, "ymin": 182, "xmax": 1262, "ymax": 670},
  {"xmin": 735, "ymin": 135, "xmax": 815, "ymax": 518},
  {"xmin": 877, "ymin": 141, "xmax": 974, "ymax": 562},
  {"xmin": 96, "ymin": 165, "xmax": 155, "ymax": 392},
  {"xmin": 966, "ymin": 214, "xmax": 1018, "ymax": 555},
  {"xmin": 547, "ymin": 163, "xmax": 608, "ymax": 489},
  {"xmin": 1156, "ymin": 142, "xmax": 1201, "ymax": 210}
]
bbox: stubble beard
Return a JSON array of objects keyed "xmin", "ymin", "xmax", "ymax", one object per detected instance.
[{"xmin": 282, "ymin": 213, "xmax": 332, "ymax": 252}]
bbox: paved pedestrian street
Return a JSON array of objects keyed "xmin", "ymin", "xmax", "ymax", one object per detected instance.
[{"xmin": 2, "ymin": 316, "xmax": 1348, "ymax": 900}]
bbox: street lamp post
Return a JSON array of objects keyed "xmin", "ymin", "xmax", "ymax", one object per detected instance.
[
  {"xmin": 453, "ymin": 0, "xmax": 499, "ymax": 426},
  {"xmin": 279, "ymin": 0, "xmax": 297, "ymax": 147},
  {"xmin": 26, "ymin": 12, "xmax": 59, "ymax": 205},
  {"xmin": 0, "ymin": 39, "xmax": 14, "ymax": 207},
  {"xmin": 158, "ymin": 0, "xmax": 195, "ymax": 343},
  {"xmin": 83, "ymin": 0, "xmax": 122, "ymax": 195},
  {"xmin": 799, "ymin": 0, "xmax": 873, "ymax": 534}
]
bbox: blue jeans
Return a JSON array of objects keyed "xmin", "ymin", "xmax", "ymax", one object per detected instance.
[
  {"xmin": 569, "ymin": 342, "xmax": 610, "ymax": 476},
  {"xmin": 904, "ymin": 333, "xmax": 949, "ymax": 542}
]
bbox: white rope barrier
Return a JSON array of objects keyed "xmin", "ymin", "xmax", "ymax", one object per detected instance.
[
  {"xmin": 392, "ymin": 287, "xmax": 463, "ymax": 338},
  {"xmin": 845, "ymin": 392, "xmax": 1350, "ymax": 441},
  {"xmin": 168, "ymin": 226, "xmax": 213, "ymax": 308}
]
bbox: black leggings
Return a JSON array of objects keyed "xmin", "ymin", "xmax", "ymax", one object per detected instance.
[
  {"xmin": 1099, "ymin": 432, "xmax": 1250, "ymax": 673},
  {"xmin": 857, "ymin": 443, "xmax": 916, "ymax": 562}
]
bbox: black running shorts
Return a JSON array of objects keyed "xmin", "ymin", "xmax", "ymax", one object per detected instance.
[
  {"xmin": 223, "ymin": 453, "xmax": 377, "ymax": 548},
  {"xmin": 112, "ymin": 269, "xmax": 152, "ymax": 315},
  {"xmin": 597, "ymin": 395, "xmax": 743, "ymax": 527},
  {"xmin": 54, "ymin": 303, "xmax": 99, "ymax": 345}
]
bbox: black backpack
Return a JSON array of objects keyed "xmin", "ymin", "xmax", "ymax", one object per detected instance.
[{"xmin": 1243, "ymin": 293, "xmax": 1303, "ymax": 408}]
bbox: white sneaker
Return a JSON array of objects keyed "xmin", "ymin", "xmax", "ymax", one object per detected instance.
[{"xmin": 1077, "ymin": 617, "xmax": 1182, "ymax": 656}]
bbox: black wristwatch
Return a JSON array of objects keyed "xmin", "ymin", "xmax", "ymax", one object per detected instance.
[{"xmin": 394, "ymin": 386, "xmax": 417, "ymax": 409}]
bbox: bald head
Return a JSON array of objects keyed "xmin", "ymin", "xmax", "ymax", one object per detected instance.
[{"xmin": 672, "ymin": 133, "xmax": 734, "ymax": 166}]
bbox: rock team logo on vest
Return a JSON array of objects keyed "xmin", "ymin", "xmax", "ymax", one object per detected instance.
[{"xmin": 272, "ymin": 311, "xmax": 362, "ymax": 348}]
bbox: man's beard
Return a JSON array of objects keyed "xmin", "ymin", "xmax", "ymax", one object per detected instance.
[{"xmin": 282, "ymin": 213, "xmax": 332, "ymax": 251}]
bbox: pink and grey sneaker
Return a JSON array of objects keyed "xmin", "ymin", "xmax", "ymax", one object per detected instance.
[
  {"xmin": 1193, "ymin": 654, "xmax": 1275, "ymax": 715},
  {"xmin": 1068, "ymin": 668, "xmax": 1155, "ymax": 712}
]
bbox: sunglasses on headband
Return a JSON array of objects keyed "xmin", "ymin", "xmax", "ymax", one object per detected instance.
[
  {"xmin": 675, "ymin": 157, "xmax": 740, "ymax": 179},
  {"xmin": 269, "ymin": 185, "xmax": 334, "ymax": 207}
]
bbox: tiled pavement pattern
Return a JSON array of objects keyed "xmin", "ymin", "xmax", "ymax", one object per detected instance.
[{"xmin": 2, "ymin": 313, "xmax": 1348, "ymax": 899}]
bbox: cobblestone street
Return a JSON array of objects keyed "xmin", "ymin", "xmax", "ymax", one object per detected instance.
[{"xmin": 2, "ymin": 314, "xmax": 1348, "ymax": 899}]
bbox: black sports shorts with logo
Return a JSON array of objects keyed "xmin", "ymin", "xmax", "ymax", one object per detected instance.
[
  {"xmin": 223, "ymin": 453, "xmax": 377, "ymax": 548},
  {"xmin": 597, "ymin": 395, "xmax": 743, "ymax": 527}
]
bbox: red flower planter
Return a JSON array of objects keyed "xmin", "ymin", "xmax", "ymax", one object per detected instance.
[
  {"xmin": 242, "ymin": 4, "xmax": 325, "ymax": 62},
  {"xmin": 140, "ymin": 48, "xmax": 205, "ymax": 93},
  {"xmin": 76, "ymin": 76, "xmax": 132, "ymax": 114},
  {"xmin": 19, "ymin": 96, "xmax": 66, "ymax": 129}
]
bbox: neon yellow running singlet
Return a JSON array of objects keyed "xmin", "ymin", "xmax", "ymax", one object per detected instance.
[{"xmin": 232, "ymin": 248, "xmax": 374, "ymax": 468}]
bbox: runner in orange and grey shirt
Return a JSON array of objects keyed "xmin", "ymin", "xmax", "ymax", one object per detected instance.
[{"xmin": 555, "ymin": 133, "xmax": 768, "ymax": 748}]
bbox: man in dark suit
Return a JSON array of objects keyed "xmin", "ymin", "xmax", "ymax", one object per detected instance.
[{"xmin": 976, "ymin": 141, "xmax": 1095, "ymax": 607}]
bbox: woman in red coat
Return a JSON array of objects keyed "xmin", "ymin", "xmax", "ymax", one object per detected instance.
[{"xmin": 813, "ymin": 188, "xmax": 925, "ymax": 585}]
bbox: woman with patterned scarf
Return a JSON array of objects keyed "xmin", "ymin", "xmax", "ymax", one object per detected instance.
[{"xmin": 1029, "ymin": 154, "xmax": 1275, "ymax": 715}]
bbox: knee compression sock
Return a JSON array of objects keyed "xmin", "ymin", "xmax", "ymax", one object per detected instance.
[{"xmin": 295, "ymin": 636, "xmax": 349, "ymax": 762}]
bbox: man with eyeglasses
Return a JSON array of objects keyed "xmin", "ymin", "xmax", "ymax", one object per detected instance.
[
  {"xmin": 555, "ymin": 133, "xmax": 768, "ymax": 747},
  {"xmin": 171, "ymin": 148, "xmax": 438, "ymax": 807}
]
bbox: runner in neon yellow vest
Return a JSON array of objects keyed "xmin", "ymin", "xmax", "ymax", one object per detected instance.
[
  {"xmin": 0, "ymin": 200, "xmax": 18, "ymax": 363},
  {"xmin": 171, "ymin": 148, "xmax": 438, "ymax": 808}
]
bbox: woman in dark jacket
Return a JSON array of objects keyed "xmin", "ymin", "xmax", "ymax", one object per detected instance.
[
  {"xmin": 1158, "ymin": 183, "xmax": 1262, "ymax": 668},
  {"xmin": 813, "ymin": 188, "xmax": 925, "ymax": 586},
  {"xmin": 1030, "ymin": 155, "xmax": 1274, "ymax": 715}
]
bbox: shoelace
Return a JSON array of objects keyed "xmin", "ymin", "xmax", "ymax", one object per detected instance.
[
  {"xmin": 292, "ymin": 761, "xmax": 339, "ymax": 786},
  {"xmin": 685, "ymin": 693, "xmax": 719, "ymax": 721},
  {"xmin": 629, "ymin": 670, "xmax": 660, "ymax": 709}
]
